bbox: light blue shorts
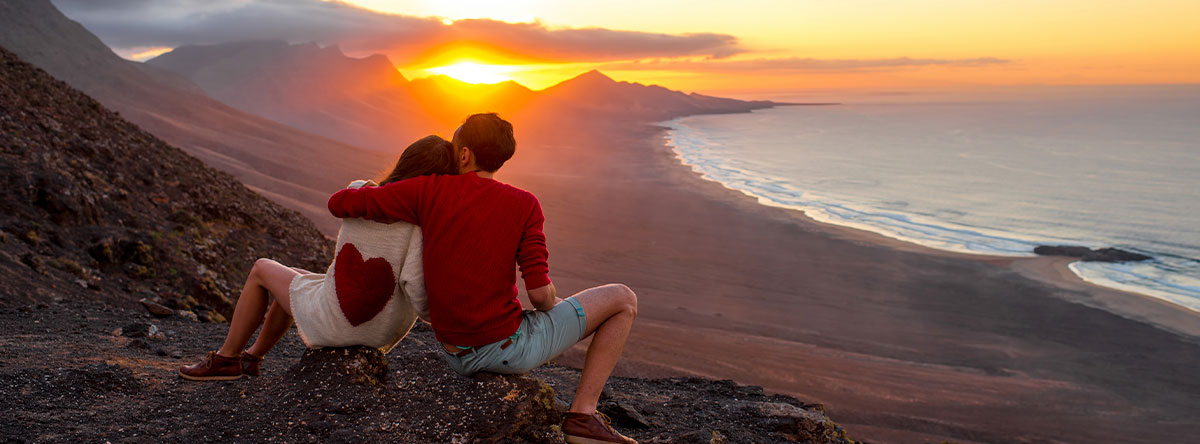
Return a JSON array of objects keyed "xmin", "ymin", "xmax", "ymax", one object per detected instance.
[{"xmin": 441, "ymin": 297, "xmax": 588, "ymax": 376}]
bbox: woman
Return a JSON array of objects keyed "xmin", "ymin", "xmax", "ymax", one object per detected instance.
[{"xmin": 179, "ymin": 135, "xmax": 456, "ymax": 381}]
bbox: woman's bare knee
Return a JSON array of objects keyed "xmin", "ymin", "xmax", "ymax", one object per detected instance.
[{"xmin": 250, "ymin": 258, "xmax": 273, "ymax": 279}]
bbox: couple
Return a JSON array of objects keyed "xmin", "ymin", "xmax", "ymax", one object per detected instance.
[{"xmin": 177, "ymin": 113, "xmax": 638, "ymax": 444}]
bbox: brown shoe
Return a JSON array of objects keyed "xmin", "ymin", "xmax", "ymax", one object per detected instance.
[
  {"xmin": 178, "ymin": 351, "xmax": 242, "ymax": 381},
  {"xmin": 240, "ymin": 351, "xmax": 264, "ymax": 376},
  {"xmin": 563, "ymin": 411, "xmax": 638, "ymax": 444}
]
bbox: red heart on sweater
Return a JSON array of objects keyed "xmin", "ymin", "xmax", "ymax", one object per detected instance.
[{"xmin": 333, "ymin": 243, "xmax": 395, "ymax": 327}]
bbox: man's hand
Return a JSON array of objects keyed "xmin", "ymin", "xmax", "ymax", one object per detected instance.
[
  {"xmin": 528, "ymin": 282, "xmax": 558, "ymax": 311},
  {"xmin": 348, "ymin": 179, "xmax": 378, "ymax": 189}
]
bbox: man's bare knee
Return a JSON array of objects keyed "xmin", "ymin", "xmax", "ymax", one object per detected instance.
[{"xmin": 608, "ymin": 283, "xmax": 637, "ymax": 318}]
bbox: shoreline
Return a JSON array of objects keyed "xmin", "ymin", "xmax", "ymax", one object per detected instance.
[
  {"xmin": 653, "ymin": 120, "xmax": 1200, "ymax": 342},
  {"xmin": 506, "ymin": 115, "xmax": 1200, "ymax": 443}
]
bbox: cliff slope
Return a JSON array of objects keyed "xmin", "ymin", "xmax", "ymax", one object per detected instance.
[{"xmin": 0, "ymin": 0, "xmax": 391, "ymax": 235}]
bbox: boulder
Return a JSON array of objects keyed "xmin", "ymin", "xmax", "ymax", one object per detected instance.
[
  {"xmin": 287, "ymin": 346, "xmax": 390, "ymax": 386},
  {"xmin": 1034, "ymin": 245, "xmax": 1152, "ymax": 262},
  {"xmin": 139, "ymin": 298, "xmax": 175, "ymax": 318}
]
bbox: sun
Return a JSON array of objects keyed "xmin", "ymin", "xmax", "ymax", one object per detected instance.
[{"xmin": 426, "ymin": 61, "xmax": 515, "ymax": 84}]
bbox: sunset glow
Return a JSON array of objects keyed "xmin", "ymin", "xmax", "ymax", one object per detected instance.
[
  {"xmin": 426, "ymin": 61, "xmax": 515, "ymax": 84},
  {"xmin": 124, "ymin": 46, "xmax": 173, "ymax": 61},
  {"xmin": 337, "ymin": 0, "xmax": 1200, "ymax": 94}
]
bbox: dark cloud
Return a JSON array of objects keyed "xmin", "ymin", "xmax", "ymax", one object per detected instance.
[
  {"xmin": 49, "ymin": 0, "xmax": 742, "ymax": 63},
  {"xmin": 599, "ymin": 56, "xmax": 1011, "ymax": 73}
]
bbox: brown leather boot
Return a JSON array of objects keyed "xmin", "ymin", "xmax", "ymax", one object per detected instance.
[
  {"xmin": 562, "ymin": 411, "xmax": 638, "ymax": 444},
  {"xmin": 178, "ymin": 351, "xmax": 242, "ymax": 381},
  {"xmin": 240, "ymin": 351, "xmax": 264, "ymax": 376}
]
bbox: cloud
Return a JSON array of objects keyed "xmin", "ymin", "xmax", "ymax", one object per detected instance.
[
  {"xmin": 599, "ymin": 56, "xmax": 1012, "ymax": 73},
  {"xmin": 49, "ymin": 0, "xmax": 742, "ymax": 64}
]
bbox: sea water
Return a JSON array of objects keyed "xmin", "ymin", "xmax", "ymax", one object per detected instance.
[{"xmin": 665, "ymin": 85, "xmax": 1200, "ymax": 311}]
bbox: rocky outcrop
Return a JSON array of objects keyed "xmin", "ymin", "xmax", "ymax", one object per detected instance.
[
  {"xmin": 533, "ymin": 365, "xmax": 858, "ymax": 443},
  {"xmin": 1033, "ymin": 245, "xmax": 1153, "ymax": 262},
  {"xmin": 0, "ymin": 45, "xmax": 332, "ymax": 314},
  {"xmin": 0, "ymin": 299, "xmax": 860, "ymax": 444}
]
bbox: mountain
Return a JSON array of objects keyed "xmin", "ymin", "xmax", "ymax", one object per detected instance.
[
  {"xmin": 144, "ymin": 41, "xmax": 776, "ymax": 139},
  {"xmin": 529, "ymin": 70, "xmax": 776, "ymax": 120},
  {"xmin": 0, "ymin": 0, "xmax": 392, "ymax": 235},
  {"xmin": 407, "ymin": 75, "xmax": 537, "ymax": 125},
  {"xmin": 148, "ymin": 40, "xmax": 438, "ymax": 152}
]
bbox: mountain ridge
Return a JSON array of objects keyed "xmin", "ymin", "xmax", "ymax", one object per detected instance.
[{"xmin": 146, "ymin": 39, "xmax": 778, "ymax": 135}]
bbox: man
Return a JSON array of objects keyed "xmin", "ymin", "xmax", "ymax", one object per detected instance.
[{"xmin": 328, "ymin": 113, "xmax": 638, "ymax": 444}]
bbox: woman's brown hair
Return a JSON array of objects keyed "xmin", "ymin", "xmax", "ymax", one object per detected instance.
[{"xmin": 378, "ymin": 135, "xmax": 457, "ymax": 185}]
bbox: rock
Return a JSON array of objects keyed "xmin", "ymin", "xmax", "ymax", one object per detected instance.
[
  {"xmin": 139, "ymin": 298, "xmax": 175, "ymax": 317},
  {"xmin": 531, "ymin": 366, "xmax": 860, "ymax": 444},
  {"xmin": 20, "ymin": 253, "xmax": 43, "ymax": 271},
  {"xmin": 175, "ymin": 310, "xmax": 198, "ymax": 322},
  {"xmin": 196, "ymin": 310, "xmax": 226, "ymax": 323},
  {"xmin": 87, "ymin": 238, "xmax": 116, "ymax": 264},
  {"xmin": 127, "ymin": 339, "xmax": 147, "ymax": 349},
  {"xmin": 657, "ymin": 429, "xmax": 724, "ymax": 443},
  {"xmin": 327, "ymin": 428, "xmax": 354, "ymax": 443},
  {"xmin": 1033, "ymin": 245, "xmax": 1152, "ymax": 262},
  {"xmin": 601, "ymin": 400, "xmax": 654, "ymax": 429},
  {"xmin": 120, "ymin": 321, "xmax": 162, "ymax": 340},
  {"xmin": 1088, "ymin": 248, "xmax": 1153, "ymax": 262},
  {"xmin": 154, "ymin": 347, "xmax": 168, "ymax": 356},
  {"xmin": 288, "ymin": 346, "xmax": 389, "ymax": 386},
  {"xmin": 170, "ymin": 349, "xmax": 183, "ymax": 359}
]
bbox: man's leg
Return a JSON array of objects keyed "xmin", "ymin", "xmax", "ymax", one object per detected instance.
[{"xmin": 568, "ymin": 283, "xmax": 638, "ymax": 414}]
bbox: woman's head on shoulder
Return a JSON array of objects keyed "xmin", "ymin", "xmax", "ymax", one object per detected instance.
[{"xmin": 379, "ymin": 135, "xmax": 457, "ymax": 185}]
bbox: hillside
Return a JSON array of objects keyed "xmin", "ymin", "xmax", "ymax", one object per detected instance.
[
  {"xmin": 148, "ymin": 40, "xmax": 437, "ymax": 152},
  {"xmin": 0, "ymin": 45, "xmax": 331, "ymax": 316},
  {"xmin": 0, "ymin": 0, "xmax": 391, "ymax": 235},
  {"xmin": 0, "ymin": 42, "xmax": 858, "ymax": 444}
]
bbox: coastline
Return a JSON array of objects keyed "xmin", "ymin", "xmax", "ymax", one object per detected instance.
[
  {"xmin": 502, "ymin": 116, "xmax": 1200, "ymax": 443},
  {"xmin": 656, "ymin": 118, "xmax": 1200, "ymax": 342}
]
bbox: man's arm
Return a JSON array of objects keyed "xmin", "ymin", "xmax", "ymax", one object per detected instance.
[
  {"xmin": 516, "ymin": 197, "xmax": 551, "ymax": 306},
  {"xmin": 327, "ymin": 176, "xmax": 428, "ymax": 224},
  {"xmin": 528, "ymin": 282, "xmax": 558, "ymax": 311}
]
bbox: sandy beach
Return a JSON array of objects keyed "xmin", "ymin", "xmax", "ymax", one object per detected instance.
[{"xmin": 496, "ymin": 117, "xmax": 1200, "ymax": 444}]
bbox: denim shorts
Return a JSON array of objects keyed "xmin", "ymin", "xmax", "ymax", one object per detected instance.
[{"xmin": 441, "ymin": 297, "xmax": 587, "ymax": 376}]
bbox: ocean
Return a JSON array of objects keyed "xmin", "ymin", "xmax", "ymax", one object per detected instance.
[{"xmin": 664, "ymin": 85, "xmax": 1200, "ymax": 311}]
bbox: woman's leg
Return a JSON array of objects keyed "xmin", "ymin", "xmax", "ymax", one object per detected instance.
[
  {"xmin": 244, "ymin": 267, "xmax": 314, "ymax": 357},
  {"xmin": 216, "ymin": 259, "xmax": 300, "ymax": 357}
]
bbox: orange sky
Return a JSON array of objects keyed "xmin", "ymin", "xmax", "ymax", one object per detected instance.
[{"xmin": 336, "ymin": 0, "xmax": 1200, "ymax": 93}]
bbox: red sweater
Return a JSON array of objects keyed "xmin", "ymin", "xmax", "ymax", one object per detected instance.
[{"xmin": 327, "ymin": 172, "xmax": 550, "ymax": 346}]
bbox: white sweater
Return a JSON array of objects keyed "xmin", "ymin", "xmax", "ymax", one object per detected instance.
[{"xmin": 289, "ymin": 181, "xmax": 429, "ymax": 353}]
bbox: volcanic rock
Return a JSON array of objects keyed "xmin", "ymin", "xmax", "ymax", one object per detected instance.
[
  {"xmin": 139, "ymin": 298, "xmax": 175, "ymax": 317},
  {"xmin": 1034, "ymin": 245, "xmax": 1153, "ymax": 262}
]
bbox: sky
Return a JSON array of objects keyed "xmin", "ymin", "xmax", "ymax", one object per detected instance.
[{"xmin": 51, "ymin": 0, "xmax": 1200, "ymax": 96}]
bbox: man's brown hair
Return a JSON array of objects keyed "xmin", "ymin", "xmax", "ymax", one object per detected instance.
[{"xmin": 452, "ymin": 113, "xmax": 515, "ymax": 172}]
